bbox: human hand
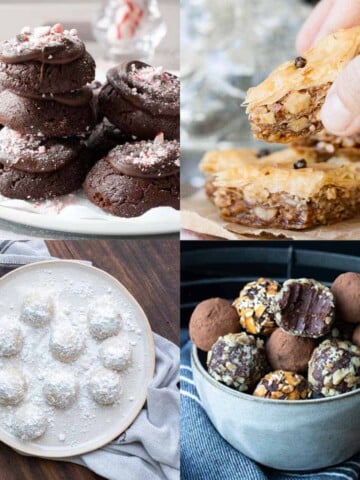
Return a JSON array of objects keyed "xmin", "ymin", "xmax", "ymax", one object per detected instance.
[{"xmin": 297, "ymin": 0, "xmax": 360, "ymax": 136}]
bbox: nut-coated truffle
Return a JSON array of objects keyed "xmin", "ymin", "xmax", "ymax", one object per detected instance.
[
  {"xmin": 266, "ymin": 328, "xmax": 316, "ymax": 373},
  {"xmin": 275, "ymin": 278, "xmax": 335, "ymax": 338},
  {"xmin": 332, "ymin": 272, "xmax": 360, "ymax": 324},
  {"xmin": 207, "ymin": 332, "xmax": 269, "ymax": 392},
  {"xmin": 253, "ymin": 370, "xmax": 312, "ymax": 400},
  {"xmin": 308, "ymin": 339, "xmax": 360, "ymax": 396},
  {"xmin": 189, "ymin": 298, "xmax": 240, "ymax": 351},
  {"xmin": 233, "ymin": 278, "xmax": 280, "ymax": 336}
]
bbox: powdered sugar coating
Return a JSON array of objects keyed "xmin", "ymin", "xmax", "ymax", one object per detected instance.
[
  {"xmin": 99, "ymin": 336, "xmax": 132, "ymax": 371},
  {"xmin": 43, "ymin": 371, "xmax": 79, "ymax": 409},
  {"xmin": 20, "ymin": 289, "xmax": 54, "ymax": 327},
  {"xmin": 88, "ymin": 367, "xmax": 122, "ymax": 405},
  {"xmin": 50, "ymin": 322, "xmax": 85, "ymax": 363},
  {"xmin": 0, "ymin": 320, "xmax": 23, "ymax": 357},
  {"xmin": 0, "ymin": 368, "xmax": 26, "ymax": 405},
  {"xmin": 12, "ymin": 403, "xmax": 47, "ymax": 440},
  {"xmin": 88, "ymin": 296, "xmax": 122, "ymax": 340}
]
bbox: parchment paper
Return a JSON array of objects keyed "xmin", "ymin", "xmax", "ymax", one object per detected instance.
[{"xmin": 181, "ymin": 190, "xmax": 360, "ymax": 240}]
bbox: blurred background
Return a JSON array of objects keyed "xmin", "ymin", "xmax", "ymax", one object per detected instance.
[
  {"xmin": 0, "ymin": 0, "xmax": 179, "ymax": 71},
  {"xmin": 181, "ymin": 0, "xmax": 317, "ymax": 195}
]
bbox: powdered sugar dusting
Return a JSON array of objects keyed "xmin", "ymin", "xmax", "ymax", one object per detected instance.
[{"xmin": 0, "ymin": 262, "xmax": 152, "ymax": 452}]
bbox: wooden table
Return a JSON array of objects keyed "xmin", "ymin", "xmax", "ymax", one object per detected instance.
[{"xmin": 0, "ymin": 239, "xmax": 179, "ymax": 480}]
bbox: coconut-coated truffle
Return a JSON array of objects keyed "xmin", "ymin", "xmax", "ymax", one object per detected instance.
[
  {"xmin": 233, "ymin": 278, "xmax": 280, "ymax": 336},
  {"xmin": 189, "ymin": 298, "xmax": 240, "ymax": 351},
  {"xmin": 308, "ymin": 339, "xmax": 360, "ymax": 396},
  {"xmin": 332, "ymin": 272, "xmax": 360, "ymax": 324},
  {"xmin": 266, "ymin": 328, "xmax": 316, "ymax": 373},
  {"xmin": 207, "ymin": 332, "xmax": 269, "ymax": 392},
  {"xmin": 253, "ymin": 370, "xmax": 312, "ymax": 400}
]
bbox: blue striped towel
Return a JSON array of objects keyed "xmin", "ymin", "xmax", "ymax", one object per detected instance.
[{"xmin": 180, "ymin": 331, "xmax": 360, "ymax": 480}]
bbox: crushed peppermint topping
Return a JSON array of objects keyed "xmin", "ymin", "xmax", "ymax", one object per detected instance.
[{"xmin": 127, "ymin": 64, "xmax": 179, "ymax": 102}]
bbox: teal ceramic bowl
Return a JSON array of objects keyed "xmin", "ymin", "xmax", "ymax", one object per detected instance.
[{"xmin": 192, "ymin": 345, "xmax": 360, "ymax": 471}]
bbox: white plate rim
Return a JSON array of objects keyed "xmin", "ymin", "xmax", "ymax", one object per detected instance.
[
  {"xmin": 0, "ymin": 205, "xmax": 179, "ymax": 236},
  {"xmin": 0, "ymin": 259, "xmax": 156, "ymax": 458}
]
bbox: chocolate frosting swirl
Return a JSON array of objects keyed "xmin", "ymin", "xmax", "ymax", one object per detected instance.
[
  {"xmin": 107, "ymin": 61, "xmax": 179, "ymax": 117},
  {"xmin": 18, "ymin": 86, "xmax": 93, "ymax": 107},
  {"xmin": 0, "ymin": 26, "xmax": 85, "ymax": 65}
]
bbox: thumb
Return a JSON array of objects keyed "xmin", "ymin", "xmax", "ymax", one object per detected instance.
[{"xmin": 321, "ymin": 55, "xmax": 360, "ymax": 136}]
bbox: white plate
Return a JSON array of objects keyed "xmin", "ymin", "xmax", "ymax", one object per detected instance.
[
  {"xmin": 0, "ymin": 197, "xmax": 179, "ymax": 236},
  {"xmin": 0, "ymin": 260, "xmax": 155, "ymax": 458}
]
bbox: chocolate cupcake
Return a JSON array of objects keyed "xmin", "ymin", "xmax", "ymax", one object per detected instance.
[{"xmin": 99, "ymin": 61, "xmax": 179, "ymax": 140}]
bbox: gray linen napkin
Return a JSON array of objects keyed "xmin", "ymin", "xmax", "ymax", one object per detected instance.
[{"xmin": 0, "ymin": 240, "xmax": 180, "ymax": 480}]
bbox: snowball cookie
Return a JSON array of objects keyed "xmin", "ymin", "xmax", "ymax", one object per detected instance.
[
  {"xmin": 43, "ymin": 371, "xmax": 79, "ymax": 409},
  {"xmin": 308, "ymin": 339, "xmax": 360, "ymax": 396},
  {"xmin": 207, "ymin": 332, "xmax": 269, "ymax": 392},
  {"xmin": 0, "ymin": 368, "xmax": 26, "ymax": 405},
  {"xmin": 20, "ymin": 289, "xmax": 54, "ymax": 327},
  {"xmin": 266, "ymin": 328, "xmax": 317, "ymax": 373},
  {"xmin": 332, "ymin": 272, "xmax": 360, "ymax": 324},
  {"xmin": 13, "ymin": 403, "xmax": 47, "ymax": 440},
  {"xmin": 189, "ymin": 298, "xmax": 240, "ymax": 351},
  {"xmin": 88, "ymin": 296, "xmax": 122, "ymax": 340},
  {"xmin": 50, "ymin": 323, "xmax": 84, "ymax": 363},
  {"xmin": 0, "ymin": 319, "xmax": 23, "ymax": 357},
  {"xmin": 99, "ymin": 336, "xmax": 132, "ymax": 371},
  {"xmin": 88, "ymin": 367, "xmax": 122, "ymax": 405}
]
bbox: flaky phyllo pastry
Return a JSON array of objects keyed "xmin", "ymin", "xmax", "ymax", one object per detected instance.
[
  {"xmin": 292, "ymin": 130, "xmax": 360, "ymax": 161},
  {"xmin": 204, "ymin": 149, "xmax": 360, "ymax": 230},
  {"xmin": 245, "ymin": 27, "xmax": 360, "ymax": 143}
]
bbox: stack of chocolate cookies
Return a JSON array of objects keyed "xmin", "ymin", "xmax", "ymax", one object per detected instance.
[
  {"xmin": 0, "ymin": 24, "xmax": 96, "ymax": 200},
  {"xmin": 84, "ymin": 61, "xmax": 180, "ymax": 217}
]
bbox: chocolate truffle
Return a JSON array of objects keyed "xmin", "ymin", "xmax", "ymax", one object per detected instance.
[
  {"xmin": 353, "ymin": 325, "xmax": 360, "ymax": 347},
  {"xmin": 189, "ymin": 298, "xmax": 240, "ymax": 351},
  {"xmin": 207, "ymin": 332, "xmax": 269, "ymax": 392},
  {"xmin": 253, "ymin": 370, "xmax": 312, "ymax": 400},
  {"xmin": 275, "ymin": 278, "xmax": 335, "ymax": 338},
  {"xmin": 332, "ymin": 272, "xmax": 360, "ymax": 324},
  {"xmin": 308, "ymin": 339, "xmax": 360, "ymax": 396},
  {"xmin": 266, "ymin": 328, "xmax": 316, "ymax": 373},
  {"xmin": 233, "ymin": 278, "xmax": 280, "ymax": 336}
]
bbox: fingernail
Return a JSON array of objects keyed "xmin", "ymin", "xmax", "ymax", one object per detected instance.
[{"xmin": 321, "ymin": 92, "xmax": 354, "ymax": 134}]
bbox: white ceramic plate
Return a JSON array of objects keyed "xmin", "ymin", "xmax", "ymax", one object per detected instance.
[
  {"xmin": 0, "ymin": 260, "xmax": 155, "ymax": 458},
  {"xmin": 0, "ymin": 200, "xmax": 179, "ymax": 236}
]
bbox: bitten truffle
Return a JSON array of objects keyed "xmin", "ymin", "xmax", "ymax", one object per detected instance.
[
  {"xmin": 275, "ymin": 278, "xmax": 335, "ymax": 338},
  {"xmin": 233, "ymin": 278, "xmax": 280, "ymax": 336},
  {"xmin": 207, "ymin": 332, "xmax": 269, "ymax": 392},
  {"xmin": 308, "ymin": 339, "xmax": 360, "ymax": 396},
  {"xmin": 332, "ymin": 272, "xmax": 360, "ymax": 324},
  {"xmin": 253, "ymin": 370, "xmax": 312, "ymax": 400},
  {"xmin": 189, "ymin": 298, "xmax": 240, "ymax": 351},
  {"xmin": 266, "ymin": 328, "xmax": 316, "ymax": 373}
]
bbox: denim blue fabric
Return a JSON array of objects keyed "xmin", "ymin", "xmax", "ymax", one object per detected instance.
[{"xmin": 180, "ymin": 331, "xmax": 360, "ymax": 480}]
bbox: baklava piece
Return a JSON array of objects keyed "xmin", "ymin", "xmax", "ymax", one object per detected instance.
[
  {"xmin": 245, "ymin": 27, "xmax": 360, "ymax": 143},
  {"xmin": 292, "ymin": 130, "xmax": 360, "ymax": 162},
  {"xmin": 208, "ymin": 157, "xmax": 360, "ymax": 230}
]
